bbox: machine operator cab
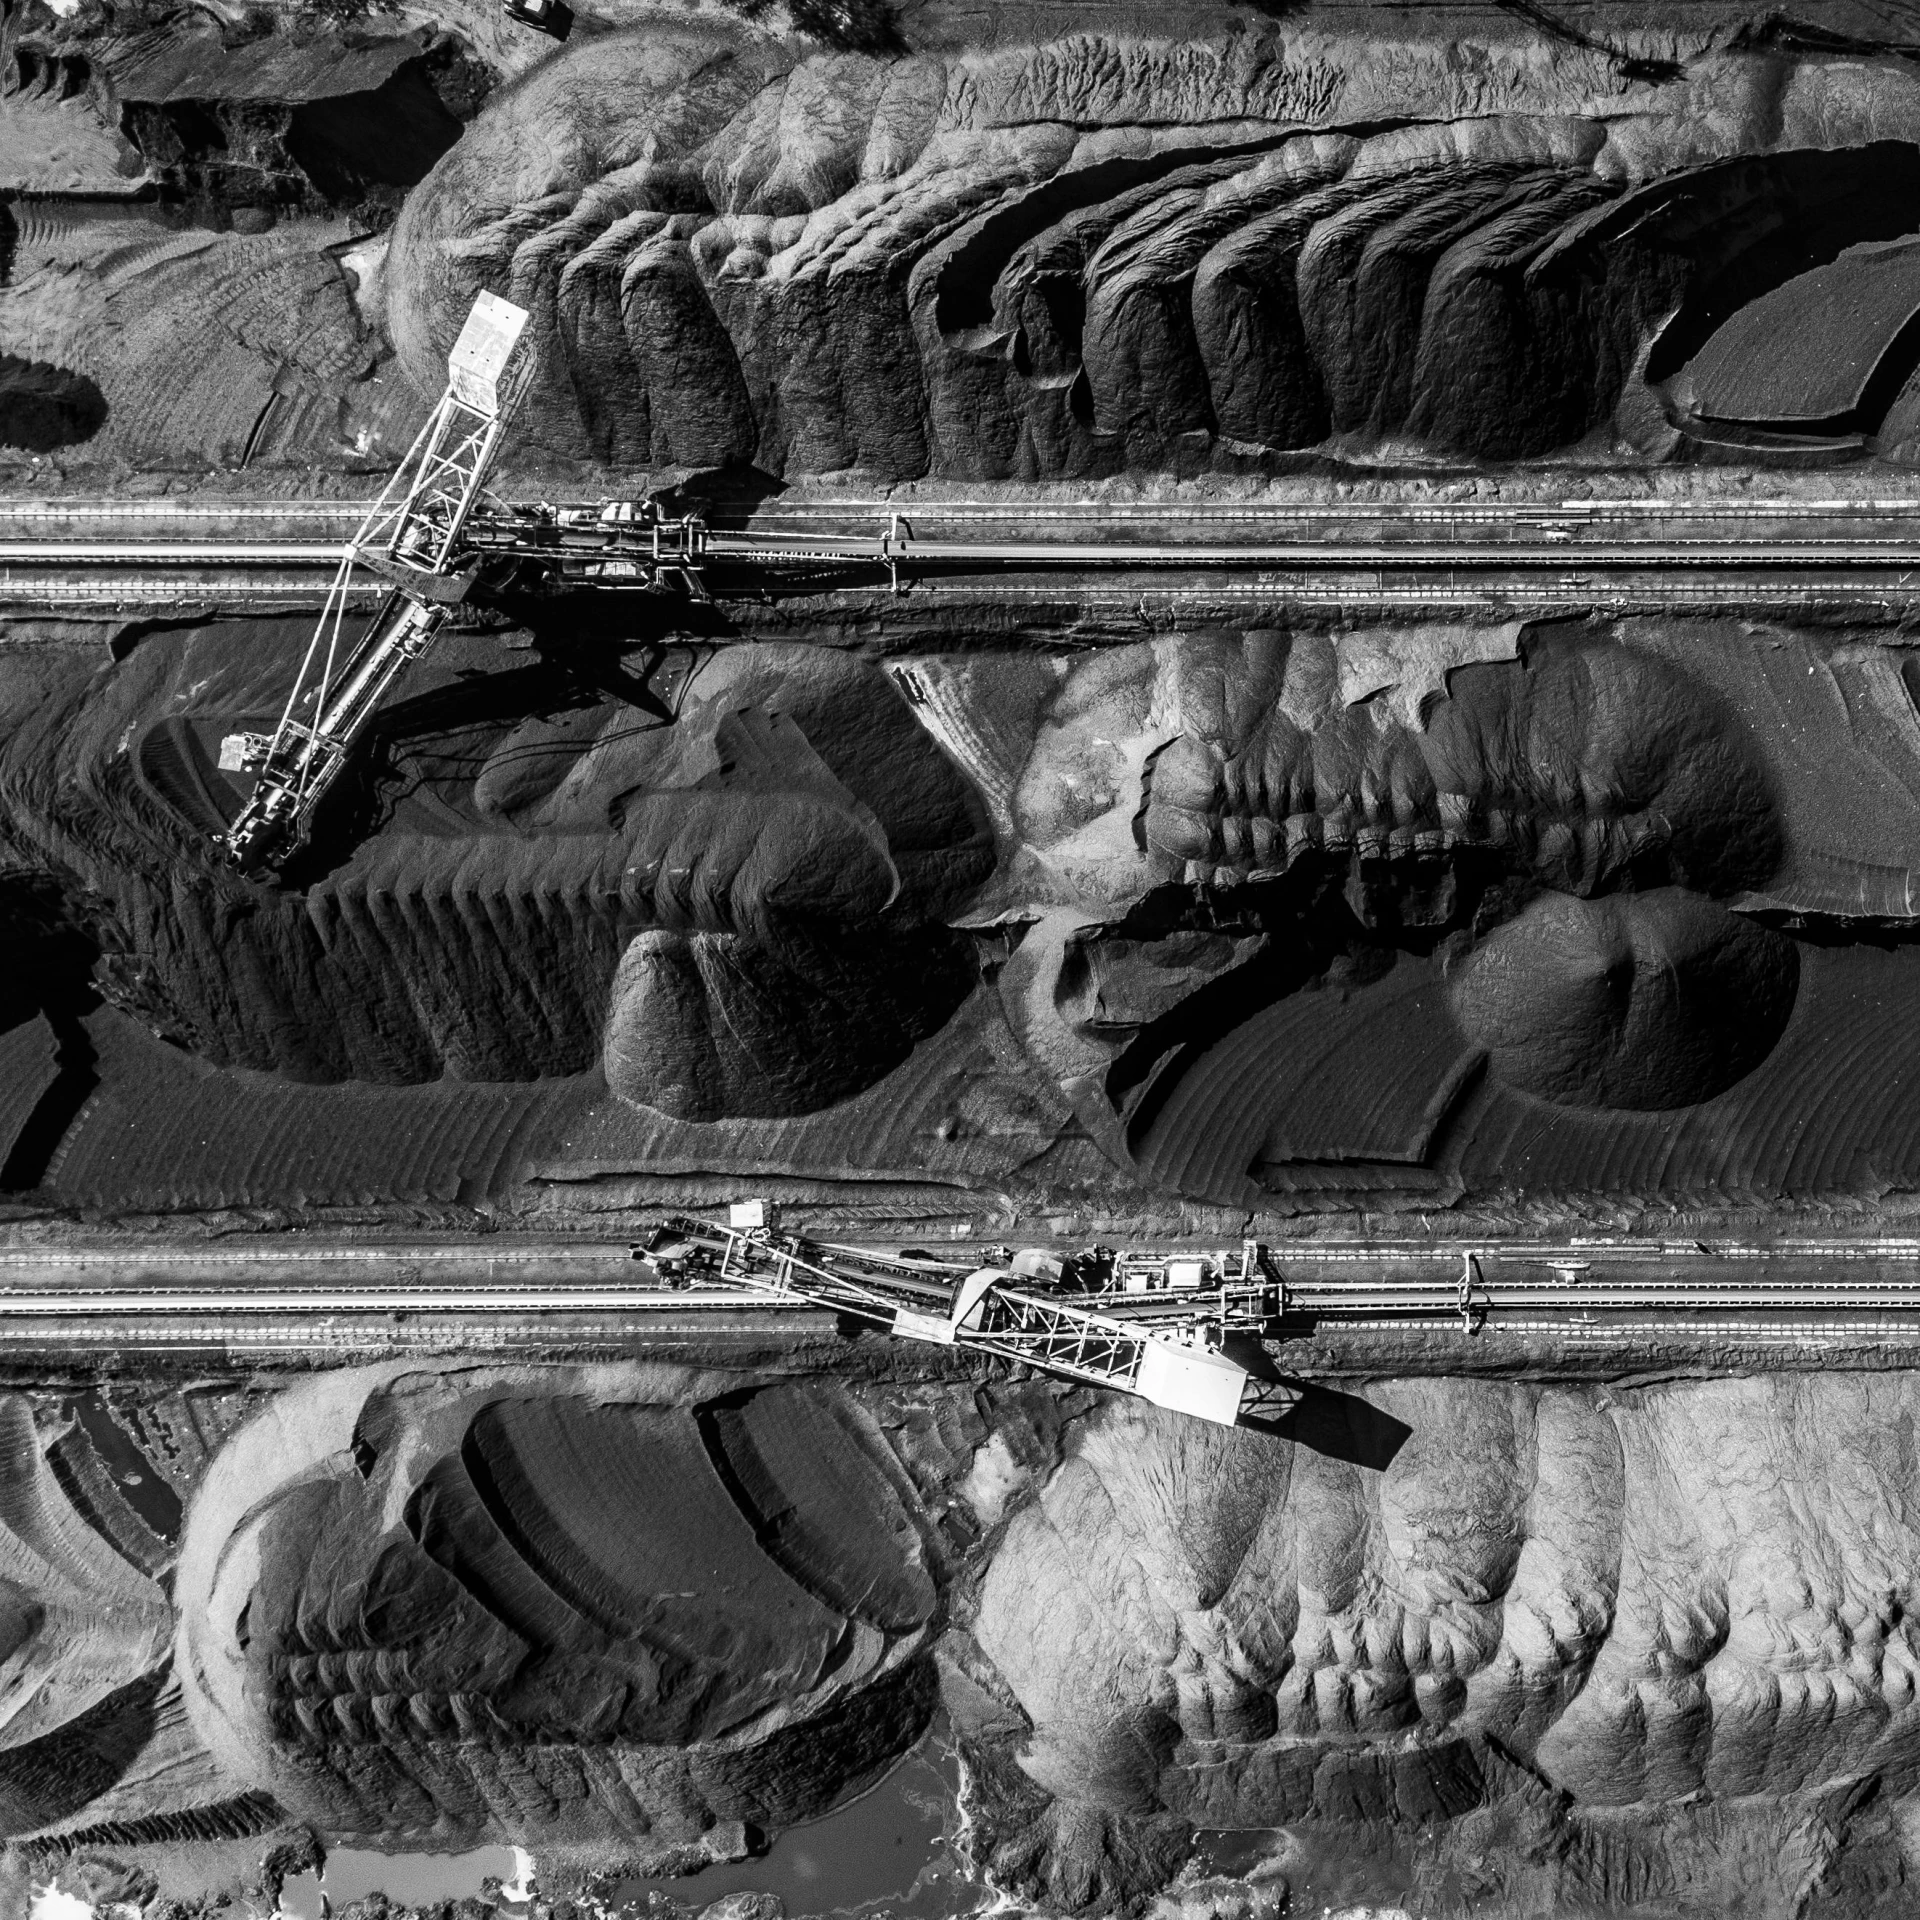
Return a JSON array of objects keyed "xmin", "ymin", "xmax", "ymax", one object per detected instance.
[{"xmin": 503, "ymin": 0, "xmax": 572, "ymax": 35}]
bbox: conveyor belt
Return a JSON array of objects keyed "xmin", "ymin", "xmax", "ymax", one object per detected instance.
[
  {"xmin": 7, "ymin": 533, "xmax": 1920, "ymax": 620},
  {"xmin": 7, "ymin": 1239, "xmax": 1920, "ymax": 1320},
  {"xmin": 6, "ymin": 534, "xmax": 1920, "ymax": 568}
]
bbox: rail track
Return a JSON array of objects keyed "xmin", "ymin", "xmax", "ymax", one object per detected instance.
[
  {"xmin": 9, "ymin": 494, "xmax": 1920, "ymax": 529},
  {"xmin": 9, "ymin": 1237, "xmax": 1920, "ymax": 1354},
  {"xmin": 8, "ymin": 494, "xmax": 1920, "ymax": 616}
]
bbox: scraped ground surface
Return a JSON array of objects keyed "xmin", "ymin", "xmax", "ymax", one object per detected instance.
[{"xmin": 0, "ymin": 203, "xmax": 425, "ymax": 469}]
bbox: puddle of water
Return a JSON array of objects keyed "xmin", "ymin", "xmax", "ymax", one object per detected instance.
[
  {"xmin": 604, "ymin": 1721, "xmax": 962, "ymax": 1920},
  {"xmin": 271, "ymin": 1724, "xmax": 976, "ymax": 1920},
  {"xmin": 276, "ymin": 1870, "xmax": 324, "ymax": 1920},
  {"xmin": 278, "ymin": 1845, "xmax": 527, "ymax": 1919},
  {"xmin": 326, "ymin": 1845, "xmax": 525, "ymax": 1909},
  {"xmin": 1192, "ymin": 1829, "xmax": 1288, "ymax": 1879},
  {"xmin": 68, "ymin": 1390, "xmax": 183, "ymax": 1539}
]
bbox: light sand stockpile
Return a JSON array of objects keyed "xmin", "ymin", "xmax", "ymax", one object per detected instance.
[
  {"xmin": 387, "ymin": 19, "xmax": 1920, "ymax": 479},
  {"xmin": 980, "ymin": 1375, "xmax": 1920, "ymax": 1817}
]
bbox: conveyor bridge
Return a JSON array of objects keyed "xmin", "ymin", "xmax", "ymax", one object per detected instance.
[{"xmin": 638, "ymin": 1213, "xmax": 1301, "ymax": 1428}]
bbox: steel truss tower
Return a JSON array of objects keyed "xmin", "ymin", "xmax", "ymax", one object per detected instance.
[{"xmin": 218, "ymin": 292, "xmax": 533, "ymax": 871}]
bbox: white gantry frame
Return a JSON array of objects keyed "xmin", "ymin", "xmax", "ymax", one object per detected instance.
[
  {"xmin": 219, "ymin": 293, "xmax": 533, "ymax": 871},
  {"xmin": 652, "ymin": 1218, "xmax": 1291, "ymax": 1427}
]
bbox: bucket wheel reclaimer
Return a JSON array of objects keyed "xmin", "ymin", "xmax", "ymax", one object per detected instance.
[{"xmin": 218, "ymin": 293, "xmax": 535, "ymax": 873}]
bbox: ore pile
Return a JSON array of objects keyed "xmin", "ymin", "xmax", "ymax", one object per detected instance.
[
  {"xmin": 178, "ymin": 1372, "xmax": 942, "ymax": 1848},
  {"xmin": 390, "ymin": 23, "xmax": 1920, "ymax": 480},
  {"xmin": 21, "ymin": 10, "xmax": 1920, "ymax": 474},
  {"xmin": 14, "ymin": 1365, "xmax": 1920, "ymax": 1917},
  {"xmin": 13, "ymin": 614, "xmax": 1920, "ymax": 1215},
  {"xmin": 0, "ymin": 626, "xmax": 985, "ymax": 1098}
]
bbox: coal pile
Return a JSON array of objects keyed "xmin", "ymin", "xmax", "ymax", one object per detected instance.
[
  {"xmin": 0, "ymin": 624, "xmax": 984, "ymax": 1103},
  {"xmin": 13, "ymin": 614, "xmax": 1920, "ymax": 1217},
  {"xmin": 20, "ymin": 9, "xmax": 1920, "ymax": 1920},
  {"xmin": 177, "ymin": 1370, "xmax": 942, "ymax": 1848},
  {"xmin": 1449, "ymin": 889, "xmax": 1799, "ymax": 1111}
]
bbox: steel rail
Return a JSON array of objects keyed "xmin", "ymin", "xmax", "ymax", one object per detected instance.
[
  {"xmin": 0, "ymin": 502, "xmax": 367, "ymax": 518},
  {"xmin": 891, "ymin": 577, "xmax": 1920, "ymax": 607},
  {"xmin": 2, "ymin": 1266, "xmax": 1920, "ymax": 1314},
  {"xmin": 9, "ymin": 553, "xmax": 1919, "ymax": 622},
  {"xmin": 7, "ymin": 1235, "xmax": 1920, "ymax": 1268},
  {"xmin": 484, "ymin": 527, "xmax": 1920, "ymax": 569},
  {"xmin": 0, "ymin": 542, "xmax": 350, "ymax": 564},
  {"xmin": 9, "ymin": 578, "xmax": 1919, "ymax": 619},
  {"xmin": 0, "ymin": 1283, "xmax": 1917, "ymax": 1312},
  {"xmin": 10, "ymin": 532, "xmax": 1920, "ymax": 570},
  {"xmin": 0, "ymin": 572, "xmax": 385, "ymax": 609},
  {"xmin": 3, "ymin": 1278, "xmax": 1918, "ymax": 1303},
  {"xmin": 4, "ymin": 1268, "xmax": 1920, "ymax": 1364},
  {"xmin": 1290, "ymin": 1287, "xmax": 1920, "ymax": 1311},
  {"xmin": 12, "ymin": 495, "xmax": 1920, "ymax": 520},
  {"xmin": 505, "ymin": 496, "xmax": 1920, "ymax": 531},
  {"xmin": 705, "ymin": 512, "xmax": 1920, "ymax": 537},
  {"xmin": 0, "ymin": 1285, "xmax": 776, "ymax": 1315}
]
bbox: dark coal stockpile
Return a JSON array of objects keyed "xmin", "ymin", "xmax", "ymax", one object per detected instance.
[
  {"xmin": 1675, "ymin": 237, "xmax": 1920, "ymax": 436},
  {"xmin": 210, "ymin": 1382, "xmax": 941, "ymax": 1843},
  {"xmin": 27, "ymin": 9, "xmax": 1920, "ymax": 480},
  {"xmin": 964, "ymin": 614, "xmax": 1920, "ymax": 1212},
  {"xmin": 0, "ymin": 355, "xmax": 107, "ymax": 452},
  {"xmin": 1449, "ymin": 890, "xmax": 1799, "ymax": 1111},
  {"xmin": 63, "ymin": 22, "xmax": 485, "ymax": 224},
  {"xmin": 0, "ymin": 622, "xmax": 985, "ymax": 1096},
  {"xmin": 12, "ymin": 611, "xmax": 1920, "ymax": 1217}
]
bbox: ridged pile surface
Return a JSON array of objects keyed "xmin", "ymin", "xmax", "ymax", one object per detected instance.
[
  {"xmin": 980, "ymin": 1377, "xmax": 1920, "ymax": 1824},
  {"xmin": 176, "ymin": 1370, "xmax": 940, "ymax": 1846},
  {"xmin": 390, "ymin": 22, "xmax": 1920, "ymax": 477}
]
